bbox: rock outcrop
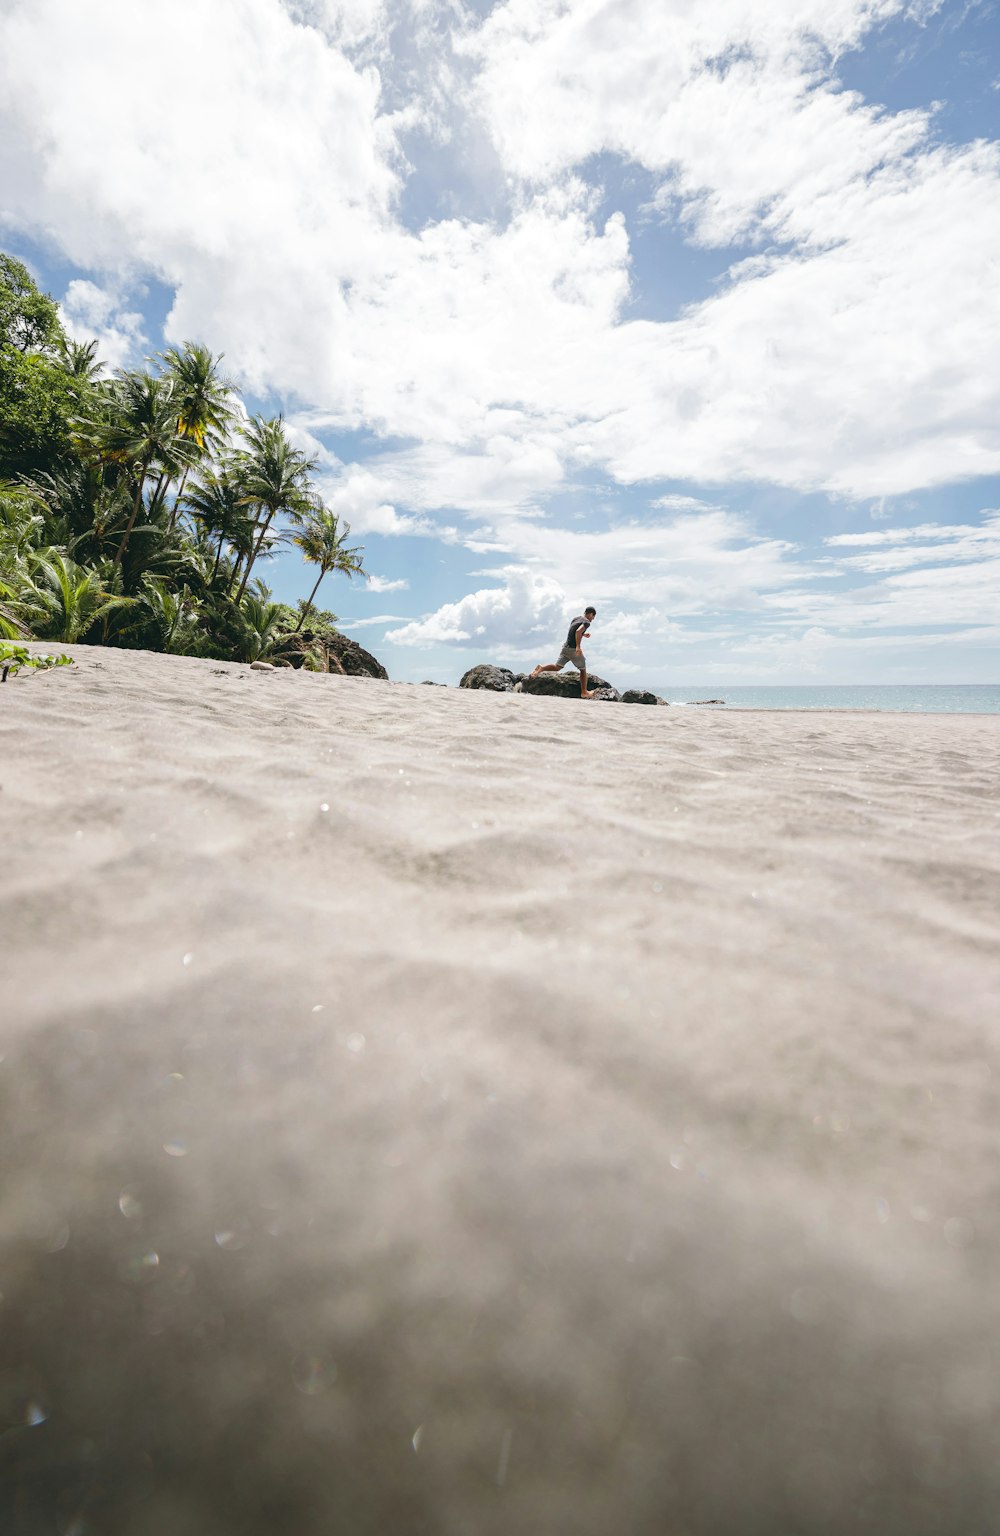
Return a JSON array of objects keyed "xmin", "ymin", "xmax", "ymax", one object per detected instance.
[
  {"xmin": 519, "ymin": 672, "xmax": 618, "ymax": 701},
  {"xmin": 268, "ymin": 632, "xmax": 346, "ymax": 673},
  {"xmin": 270, "ymin": 631, "xmax": 388, "ymax": 678},
  {"xmin": 459, "ymin": 664, "xmax": 523, "ymax": 691},
  {"xmin": 458, "ymin": 664, "xmax": 682, "ymax": 705},
  {"xmin": 325, "ymin": 632, "xmax": 389, "ymax": 679},
  {"xmin": 457, "ymin": 664, "xmax": 678, "ymax": 705}
]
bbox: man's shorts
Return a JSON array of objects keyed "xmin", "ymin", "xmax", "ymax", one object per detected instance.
[{"xmin": 557, "ymin": 644, "xmax": 585, "ymax": 672}]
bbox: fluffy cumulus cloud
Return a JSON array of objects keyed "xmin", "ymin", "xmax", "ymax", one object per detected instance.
[
  {"xmin": 386, "ymin": 503, "xmax": 1000, "ymax": 685},
  {"xmin": 388, "ymin": 504, "xmax": 814, "ymax": 648},
  {"xmin": 386, "ymin": 569, "xmax": 567, "ymax": 646},
  {"xmin": 2, "ymin": 0, "xmax": 998, "ymax": 506},
  {"xmin": 59, "ymin": 280, "xmax": 146, "ymax": 372}
]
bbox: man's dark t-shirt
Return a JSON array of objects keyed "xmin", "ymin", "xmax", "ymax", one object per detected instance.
[{"xmin": 565, "ymin": 616, "xmax": 589, "ymax": 649}]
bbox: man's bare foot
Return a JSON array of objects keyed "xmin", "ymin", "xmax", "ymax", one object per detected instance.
[
  {"xmin": 530, "ymin": 666, "xmax": 541, "ymax": 678},
  {"xmin": 581, "ymin": 689, "xmax": 594, "ymax": 699}
]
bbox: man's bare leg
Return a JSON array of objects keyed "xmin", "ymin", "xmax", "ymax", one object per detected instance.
[
  {"xmin": 530, "ymin": 661, "xmax": 564, "ymax": 678},
  {"xmin": 580, "ymin": 668, "xmax": 594, "ymax": 699}
]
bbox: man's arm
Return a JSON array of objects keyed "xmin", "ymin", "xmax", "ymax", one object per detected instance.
[{"xmin": 574, "ymin": 623, "xmax": 589, "ymax": 651}]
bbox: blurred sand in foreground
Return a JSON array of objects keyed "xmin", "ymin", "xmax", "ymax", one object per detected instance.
[{"xmin": 2, "ymin": 645, "xmax": 1000, "ymax": 1535}]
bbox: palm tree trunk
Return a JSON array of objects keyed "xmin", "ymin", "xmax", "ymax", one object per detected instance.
[
  {"xmin": 236, "ymin": 508, "xmax": 275, "ymax": 603},
  {"xmin": 229, "ymin": 502, "xmax": 261, "ymax": 596},
  {"xmin": 112, "ymin": 463, "xmax": 148, "ymax": 568},
  {"xmin": 169, "ymin": 465, "xmax": 192, "ymax": 534},
  {"xmin": 149, "ymin": 469, "xmax": 168, "ymax": 517},
  {"xmin": 293, "ymin": 567, "xmax": 328, "ymax": 631},
  {"xmin": 211, "ymin": 532, "xmax": 226, "ymax": 585}
]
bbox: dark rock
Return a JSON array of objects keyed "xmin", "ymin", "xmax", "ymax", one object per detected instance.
[
  {"xmin": 268, "ymin": 632, "xmax": 345, "ymax": 673},
  {"xmin": 520, "ymin": 672, "xmax": 617, "ymax": 701},
  {"xmin": 620, "ymin": 689, "xmax": 662, "ymax": 705},
  {"xmin": 590, "ymin": 686, "xmax": 621, "ymax": 702},
  {"xmin": 692, "ymin": 698, "xmax": 725, "ymax": 706},
  {"xmin": 459, "ymin": 665, "xmax": 520, "ymax": 691},
  {"xmin": 324, "ymin": 633, "xmax": 389, "ymax": 680},
  {"xmin": 266, "ymin": 629, "xmax": 388, "ymax": 679},
  {"xmin": 421, "ymin": 680, "xmax": 446, "ymax": 686}
]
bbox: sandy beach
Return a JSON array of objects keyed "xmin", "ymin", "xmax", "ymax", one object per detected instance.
[{"xmin": 3, "ymin": 644, "xmax": 1000, "ymax": 1534}]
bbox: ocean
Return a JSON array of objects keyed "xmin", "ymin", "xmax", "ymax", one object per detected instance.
[{"xmin": 663, "ymin": 685, "xmax": 1000, "ymax": 714}]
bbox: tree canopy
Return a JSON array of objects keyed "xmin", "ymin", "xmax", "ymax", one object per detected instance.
[
  {"xmin": 0, "ymin": 249, "xmax": 369, "ymax": 669},
  {"xmin": 0, "ymin": 255, "xmax": 78, "ymax": 480}
]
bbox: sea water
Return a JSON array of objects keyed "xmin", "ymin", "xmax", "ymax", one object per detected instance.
[{"xmin": 664, "ymin": 685, "xmax": 1000, "ymax": 714}]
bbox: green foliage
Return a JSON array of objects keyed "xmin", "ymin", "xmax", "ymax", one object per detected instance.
[
  {"xmin": 0, "ymin": 254, "xmax": 62, "ymax": 353},
  {"xmin": 0, "ymin": 483, "xmax": 47, "ymax": 562},
  {"xmin": 0, "ymin": 641, "xmax": 74, "ymax": 682},
  {"xmin": 0, "ymin": 249, "xmax": 371, "ymax": 673},
  {"xmin": 293, "ymin": 598, "xmax": 339, "ymax": 632},
  {"xmin": 135, "ymin": 576, "xmax": 203, "ymax": 653},
  {"xmin": 232, "ymin": 584, "xmax": 294, "ymax": 663},
  {"xmin": 0, "ymin": 345, "xmax": 78, "ymax": 481},
  {"xmin": 288, "ymin": 503, "xmax": 367, "ymax": 630},
  {"xmin": 0, "ymin": 255, "xmax": 79, "ymax": 481},
  {"xmin": 13, "ymin": 549, "xmax": 134, "ymax": 642}
]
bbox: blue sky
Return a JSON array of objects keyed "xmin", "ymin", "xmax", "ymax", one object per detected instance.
[{"xmin": 2, "ymin": 0, "xmax": 998, "ymax": 685}]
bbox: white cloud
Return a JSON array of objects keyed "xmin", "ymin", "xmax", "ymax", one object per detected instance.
[
  {"xmin": 58, "ymin": 279, "xmax": 146, "ymax": 371},
  {"xmin": 315, "ymin": 463, "xmax": 436, "ymax": 536},
  {"xmin": 826, "ymin": 517, "xmax": 998, "ymax": 547},
  {"xmin": 385, "ymin": 568, "xmax": 566, "ymax": 646},
  {"xmin": 367, "ymin": 574, "xmax": 410, "ymax": 591},
  {"xmin": 338, "ymin": 611, "xmax": 411, "ymax": 626},
  {"xmin": 823, "ymin": 512, "xmax": 1000, "ymax": 572},
  {"xmin": 385, "ymin": 505, "xmax": 817, "ymax": 657},
  {"xmin": 1, "ymin": 0, "xmax": 998, "ymax": 511},
  {"xmin": 467, "ymin": 507, "xmax": 812, "ymax": 612}
]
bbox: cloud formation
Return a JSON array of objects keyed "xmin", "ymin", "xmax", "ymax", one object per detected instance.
[
  {"xmin": 2, "ymin": 0, "xmax": 998, "ymax": 508},
  {"xmin": 386, "ymin": 569, "xmax": 567, "ymax": 647}
]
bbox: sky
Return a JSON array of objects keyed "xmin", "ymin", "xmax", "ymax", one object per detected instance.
[{"xmin": 1, "ymin": 0, "xmax": 998, "ymax": 686}]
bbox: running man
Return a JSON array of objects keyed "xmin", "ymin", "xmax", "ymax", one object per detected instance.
[{"xmin": 530, "ymin": 607, "xmax": 597, "ymax": 698}]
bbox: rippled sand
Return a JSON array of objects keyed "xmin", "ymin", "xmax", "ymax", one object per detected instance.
[{"xmin": 2, "ymin": 646, "xmax": 999, "ymax": 1534}]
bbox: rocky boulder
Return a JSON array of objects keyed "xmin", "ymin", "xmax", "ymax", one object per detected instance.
[
  {"xmin": 457, "ymin": 664, "xmax": 673, "ymax": 707},
  {"xmin": 324, "ymin": 633, "xmax": 389, "ymax": 680},
  {"xmin": 269, "ymin": 632, "xmax": 346, "ymax": 673},
  {"xmin": 267, "ymin": 630, "xmax": 387, "ymax": 678},
  {"xmin": 459, "ymin": 664, "xmax": 524, "ymax": 691},
  {"xmin": 519, "ymin": 672, "xmax": 619, "ymax": 701}
]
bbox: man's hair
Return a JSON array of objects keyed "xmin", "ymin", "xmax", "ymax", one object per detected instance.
[{"xmin": 584, "ymin": 606, "xmax": 597, "ymax": 617}]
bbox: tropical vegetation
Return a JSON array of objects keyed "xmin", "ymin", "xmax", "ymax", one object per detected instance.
[{"xmin": 0, "ymin": 253, "xmax": 369, "ymax": 669}]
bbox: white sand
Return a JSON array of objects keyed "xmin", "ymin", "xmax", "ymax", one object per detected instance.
[{"xmin": 2, "ymin": 645, "xmax": 999, "ymax": 1534}]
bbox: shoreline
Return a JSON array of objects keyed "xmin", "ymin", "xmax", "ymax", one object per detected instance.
[{"xmin": 14, "ymin": 641, "xmax": 1000, "ymax": 714}]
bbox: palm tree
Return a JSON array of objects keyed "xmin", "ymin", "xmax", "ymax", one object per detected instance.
[
  {"xmin": 233, "ymin": 416, "xmax": 315, "ymax": 603},
  {"xmin": 289, "ymin": 504, "xmax": 368, "ymax": 630},
  {"xmin": 234, "ymin": 583, "xmax": 289, "ymax": 663},
  {"xmin": 16, "ymin": 550, "xmax": 134, "ymax": 642},
  {"xmin": 0, "ymin": 483, "xmax": 46, "ymax": 562},
  {"xmin": 57, "ymin": 337, "xmax": 103, "ymax": 387},
  {"xmin": 181, "ymin": 465, "xmax": 255, "ymax": 585},
  {"xmin": 137, "ymin": 576, "xmax": 203, "ymax": 654},
  {"xmin": 159, "ymin": 344, "xmax": 239, "ymax": 530},
  {"xmin": 82, "ymin": 370, "xmax": 196, "ymax": 568}
]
